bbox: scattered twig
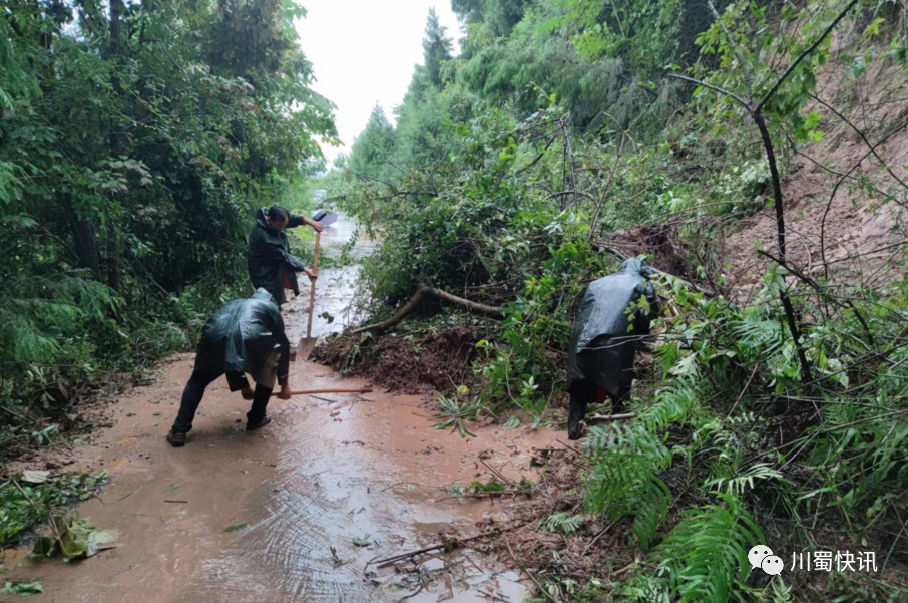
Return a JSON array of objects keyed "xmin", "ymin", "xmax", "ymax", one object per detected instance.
[
  {"xmin": 371, "ymin": 531, "xmax": 495, "ymax": 568},
  {"xmin": 555, "ymin": 439, "xmax": 581, "ymax": 455},
  {"xmin": 480, "ymin": 459, "xmax": 514, "ymax": 486},
  {"xmin": 504, "ymin": 537, "xmax": 561, "ymax": 603}
]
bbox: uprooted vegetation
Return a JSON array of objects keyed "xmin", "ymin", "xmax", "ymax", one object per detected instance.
[{"xmin": 321, "ymin": 0, "xmax": 908, "ymax": 600}]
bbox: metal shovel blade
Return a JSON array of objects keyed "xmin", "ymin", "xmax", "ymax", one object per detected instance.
[{"xmin": 295, "ymin": 336, "xmax": 318, "ymax": 361}]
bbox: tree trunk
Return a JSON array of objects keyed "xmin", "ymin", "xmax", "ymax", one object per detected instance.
[
  {"xmin": 66, "ymin": 201, "xmax": 102, "ymax": 281},
  {"xmin": 754, "ymin": 112, "xmax": 812, "ymax": 381}
]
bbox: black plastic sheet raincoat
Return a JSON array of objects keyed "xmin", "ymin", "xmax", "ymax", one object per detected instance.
[
  {"xmin": 194, "ymin": 289, "xmax": 291, "ymax": 387},
  {"xmin": 567, "ymin": 258, "xmax": 657, "ymax": 397},
  {"xmin": 247, "ymin": 207, "xmax": 308, "ymax": 305}
]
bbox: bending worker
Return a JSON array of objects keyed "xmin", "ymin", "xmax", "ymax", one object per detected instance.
[
  {"xmin": 566, "ymin": 258, "xmax": 657, "ymax": 440},
  {"xmin": 248, "ymin": 205, "xmax": 322, "ymax": 307},
  {"xmin": 167, "ymin": 289, "xmax": 292, "ymax": 447}
]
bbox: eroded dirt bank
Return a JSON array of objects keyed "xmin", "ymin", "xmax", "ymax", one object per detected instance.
[{"xmin": 1, "ymin": 215, "xmax": 558, "ymax": 603}]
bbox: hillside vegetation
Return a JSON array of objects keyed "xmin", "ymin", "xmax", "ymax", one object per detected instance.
[
  {"xmin": 0, "ymin": 0, "xmax": 334, "ymax": 459},
  {"xmin": 323, "ymin": 1, "xmax": 908, "ymax": 600}
]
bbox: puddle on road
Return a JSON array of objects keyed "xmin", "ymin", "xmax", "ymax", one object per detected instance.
[{"xmin": 1, "ymin": 212, "xmax": 558, "ymax": 602}]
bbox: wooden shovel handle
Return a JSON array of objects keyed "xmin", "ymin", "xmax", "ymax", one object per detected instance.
[
  {"xmin": 306, "ymin": 231, "xmax": 321, "ymax": 339},
  {"xmin": 272, "ymin": 386, "xmax": 373, "ymax": 397}
]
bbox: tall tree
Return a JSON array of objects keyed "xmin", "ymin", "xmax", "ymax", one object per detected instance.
[
  {"xmin": 422, "ymin": 8, "xmax": 453, "ymax": 87},
  {"xmin": 349, "ymin": 104, "xmax": 397, "ymax": 180}
]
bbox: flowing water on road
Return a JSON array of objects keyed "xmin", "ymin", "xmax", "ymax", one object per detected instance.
[{"xmin": 1, "ymin": 214, "xmax": 557, "ymax": 602}]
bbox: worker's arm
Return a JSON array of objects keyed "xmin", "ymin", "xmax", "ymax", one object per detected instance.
[{"xmin": 288, "ymin": 214, "xmax": 324, "ymax": 233}]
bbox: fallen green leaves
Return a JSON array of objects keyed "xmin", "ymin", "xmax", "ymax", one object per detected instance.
[
  {"xmin": 1, "ymin": 470, "xmax": 108, "ymax": 548},
  {"xmin": 32, "ymin": 514, "xmax": 119, "ymax": 560},
  {"xmin": 224, "ymin": 524, "xmax": 249, "ymax": 533},
  {"xmin": 2, "ymin": 581, "xmax": 43, "ymax": 598}
]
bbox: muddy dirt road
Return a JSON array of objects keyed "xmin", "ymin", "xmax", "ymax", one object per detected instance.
[{"xmin": 2, "ymin": 214, "xmax": 557, "ymax": 603}]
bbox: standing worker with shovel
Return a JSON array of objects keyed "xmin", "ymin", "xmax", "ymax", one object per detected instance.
[{"xmin": 247, "ymin": 206, "xmax": 323, "ymax": 308}]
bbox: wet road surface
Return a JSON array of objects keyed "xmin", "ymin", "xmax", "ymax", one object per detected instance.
[{"xmin": 1, "ymin": 214, "xmax": 556, "ymax": 602}]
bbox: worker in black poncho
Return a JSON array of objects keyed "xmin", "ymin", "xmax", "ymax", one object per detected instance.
[
  {"xmin": 566, "ymin": 258, "xmax": 657, "ymax": 440},
  {"xmin": 248, "ymin": 206, "xmax": 322, "ymax": 307},
  {"xmin": 166, "ymin": 289, "xmax": 293, "ymax": 447}
]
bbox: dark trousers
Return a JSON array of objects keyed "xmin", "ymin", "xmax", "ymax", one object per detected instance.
[
  {"xmin": 171, "ymin": 370, "xmax": 271, "ymax": 433},
  {"xmin": 567, "ymin": 378, "xmax": 631, "ymax": 440}
]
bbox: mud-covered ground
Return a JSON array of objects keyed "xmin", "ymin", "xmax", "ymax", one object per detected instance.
[{"xmin": 0, "ymin": 214, "xmax": 575, "ymax": 603}]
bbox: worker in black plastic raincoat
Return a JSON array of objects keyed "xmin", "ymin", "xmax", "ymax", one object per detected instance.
[
  {"xmin": 566, "ymin": 258, "xmax": 657, "ymax": 440},
  {"xmin": 166, "ymin": 288, "xmax": 292, "ymax": 446},
  {"xmin": 247, "ymin": 206, "xmax": 322, "ymax": 307}
]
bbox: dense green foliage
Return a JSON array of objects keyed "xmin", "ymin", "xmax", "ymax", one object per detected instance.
[
  {"xmin": 0, "ymin": 471, "xmax": 108, "ymax": 547},
  {"xmin": 0, "ymin": 1, "xmax": 335, "ymax": 435},
  {"xmin": 331, "ymin": 0, "xmax": 908, "ymax": 600}
]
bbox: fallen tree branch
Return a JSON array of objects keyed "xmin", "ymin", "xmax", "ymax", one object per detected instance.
[
  {"xmin": 371, "ymin": 530, "xmax": 496, "ymax": 568},
  {"xmin": 435, "ymin": 489, "xmax": 533, "ymax": 502},
  {"xmin": 351, "ymin": 284, "xmax": 504, "ymax": 335},
  {"xmin": 588, "ymin": 412, "xmax": 637, "ymax": 423}
]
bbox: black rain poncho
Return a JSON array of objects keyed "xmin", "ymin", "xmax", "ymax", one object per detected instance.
[
  {"xmin": 567, "ymin": 258, "xmax": 657, "ymax": 397},
  {"xmin": 247, "ymin": 208, "xmax": 308, "ymax": 306},
  {"xmin": 194, "ymin": 288, "xmax": 291, "ymax": 387}
]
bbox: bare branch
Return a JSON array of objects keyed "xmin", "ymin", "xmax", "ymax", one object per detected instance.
[{"xmin": 667, "ymin": 73, "xmax": 752, "ymax": 111}]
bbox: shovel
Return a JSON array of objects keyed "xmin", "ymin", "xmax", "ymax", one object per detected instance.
[
  {"xmin": 291, "ymin": 209, "xmax": 337, "ymax": 361},
  {"xmin": 295, "ymin": 230, "xmax": 321, "ymax": 360}
]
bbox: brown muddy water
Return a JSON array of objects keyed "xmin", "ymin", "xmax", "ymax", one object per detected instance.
[{"xmin": 1, "ymin": 214, "xmax": 557, "ymax": 602}]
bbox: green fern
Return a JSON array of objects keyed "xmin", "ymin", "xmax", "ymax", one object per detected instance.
[
  {"xmin": 584, "ymin": 424, "xmax": 672, "ymax": 549},
  {"xmin": 0, "ymin": 274, "xmax": 118, "ymax": 363},
  {"xmin": 540, "ymin": 511, "xmax": 583, "ymax": 535},
  {"xmin": 705, "ymin": 463, "xmax": 786, "ymax": 497},
  {"xmin": 652, "ymin": 493, "xmax": 764, "ymax": 603},
  {"xmin": 768, "ymin": 577, "xmax": 793, "ymax": 603},
  {"xmin": 732, "ymin": 310, "xmax": 784, "ymax": 359},
  {"xmin": 636, "ymin": 380, "xmax": 702, "ymax": 433}
]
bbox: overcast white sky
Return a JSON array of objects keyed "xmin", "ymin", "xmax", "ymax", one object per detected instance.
[{"xmin": 296, "ymin": 1, "xmax": 461, "ymax": 162}]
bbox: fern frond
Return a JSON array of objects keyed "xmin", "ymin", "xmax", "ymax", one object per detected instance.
[
  {"xmin": 652, "ymin": 492, "xmax": 764, "ymax": 603},
  {"xmin": 768, "ymin": 577, "xmax": 794, "ymax": 603},
  {"xmin": 637, "ymin": 379, "xmax": 702, "ymax": 433},
  {"xmin": 584, "ymin": 424, "xmax": 672, "ymax": 549},
  {"xmin": 540, "ymin": 511, "xmax": 583, "ymax": 535},
  {"xmin": 705, "ymin": 463, "xmax": 786, "ymax": 497}
]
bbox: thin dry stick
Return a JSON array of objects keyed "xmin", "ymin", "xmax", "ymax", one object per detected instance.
[
  {"xmin": 372, "ymin": 531, "xmax": 494, "ymax": 568},
  {"xmin": 581, "ymin": 521, "xmax": 617, "ymax": 557},
  {"xmin": 480, "ymin": 459, "xmax": 514, "ymax": 486},
  {"xmin": 504, "ymin": 537, "xmax": 561, "ymax": 603}
]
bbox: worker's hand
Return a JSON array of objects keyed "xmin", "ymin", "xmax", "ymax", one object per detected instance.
[
  {"xmin": 278, "ymin": 384, "xmax": 292, "ymax": 400},
  {"xmin": 241, "ymin": 387, "xmax": 255, "ymax": 401},
  {"xmin": 304, "ymin": 267, "xmax": 318, "ymax": 281},
  {"xmin": 307, "ymin": 218, "xmax": 324, "ymax": 233}
]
